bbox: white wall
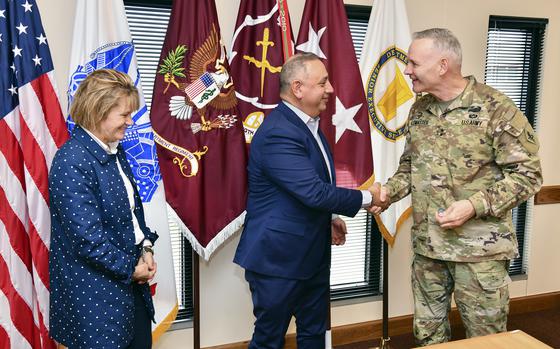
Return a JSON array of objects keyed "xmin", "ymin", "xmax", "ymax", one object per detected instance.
[{"xmin": 36, "ymin": 0, "xmax": 560, "ymax": 347}]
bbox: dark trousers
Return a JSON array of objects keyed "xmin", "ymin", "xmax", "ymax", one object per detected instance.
[
  {"xmin": 125, "ymin": 283, "xmax": 152, "ymax": 349},
  {"xmin": 245, "ymin": 267, "xmax": 330, "ymax": 349}
]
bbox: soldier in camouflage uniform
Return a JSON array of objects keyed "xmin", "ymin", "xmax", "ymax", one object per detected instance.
[{"xmin": 370, "ymin": 28, "xmax": 542, "ymax": 346}]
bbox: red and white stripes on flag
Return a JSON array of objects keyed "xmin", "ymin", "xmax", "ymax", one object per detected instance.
[
  {"xmin": 184, "ymin": 72, "xmax": 215, "ymax": 99},
  {"xmin": 0, "ymin": 1, "xmax": 68, "ymax": 347},
  {"xmin": 0, "ymin": 72, "xmax": 67, "ymax": 348}
]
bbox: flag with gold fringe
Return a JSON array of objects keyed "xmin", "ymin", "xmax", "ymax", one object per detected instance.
[
  {"xmin": 359, "ymin": 0, "xmax": 414, "ymax": 244},
  {"xmin": 150, "ymin": 0, "xmax": 247, "ymax": 260}
]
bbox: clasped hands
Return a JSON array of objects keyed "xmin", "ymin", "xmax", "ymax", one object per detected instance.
[
  {"xmin": 331, "ymin": 183, "xmax": 389, "ymax": 246},
  {"xmin": 132, "ymin": 251, "xmax": 157, "ymax": 284},
  {"xmin": 365, "ymin": 182, "xmax": 476, "ymax": 229},
  {"xmin": 332, "ymin": 183, "xmax": 476, "ymax": 244},
  {"xmin": 367, "ymin": 182, "xmax": 390, "ymax": 215}
]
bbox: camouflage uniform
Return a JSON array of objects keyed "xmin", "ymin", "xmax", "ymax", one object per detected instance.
[
  {"xmin": 411, "ymin": 254, "xmax": 510, "ymax": 345},
  {"xmin": 385, "ymin": 76, "xmax": 542, "ymax": 345}
]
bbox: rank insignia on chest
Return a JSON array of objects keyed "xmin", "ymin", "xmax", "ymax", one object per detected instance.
[{"xmin": 468, "ymin": 113, "xmax": 479, "ymax": 119}]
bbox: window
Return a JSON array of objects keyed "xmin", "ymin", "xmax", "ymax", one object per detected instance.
[
  {"xmin": 329, "ymin": 5, "xmax": 382, "ymax": 301},
  {"xmin": 484, "ymin": 16, "xmax": 547, "ymax": 275}
]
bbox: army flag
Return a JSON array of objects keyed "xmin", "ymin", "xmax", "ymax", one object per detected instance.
[
  {"xmin": 229, "ymin": 0, "xmax": 294, "ymax": 143},
  {"xmin": 296, "ymin": 0, "xmax": 373, "ymax": 189},
  {"xmin": 359, "ymin": 0, "xmax": 414, "ymax": 245},
  {"xmin": 68, "ymin": 0, "xmax": 178, "ymax": 338},
  {"xmin": 150, "ymin": 0, "xmax": 247, "ymax": 260}
]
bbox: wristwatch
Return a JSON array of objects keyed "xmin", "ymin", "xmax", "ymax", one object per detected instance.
[{"xmin": 142, "ymin": 245, "xmax": 154, "ymax": 255}]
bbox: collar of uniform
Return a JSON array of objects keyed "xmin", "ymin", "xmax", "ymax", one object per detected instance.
[
  {"xmin": 426, "ymin": 75, "xmax": 477, "ymax": 116},
  {"xmin": 283, "ymin": 101, "xmax": 321, "ymax": 134},
  {"xmin": 457, "ymin": 75, "xmax": 477, "ymax": 109}
]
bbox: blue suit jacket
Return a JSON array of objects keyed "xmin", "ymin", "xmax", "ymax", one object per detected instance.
[
  {"xmin": 234, "ymin": 102, "xmax": 362, "ymax": 280},
  {"xmin": 48, "ymin": 126, "xmax": 158, "ymax": 349}
]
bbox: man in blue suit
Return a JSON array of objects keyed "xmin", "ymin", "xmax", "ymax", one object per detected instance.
[{"xmin": 234, "ymin": 53, "xmax": 375, "ymax": 349}]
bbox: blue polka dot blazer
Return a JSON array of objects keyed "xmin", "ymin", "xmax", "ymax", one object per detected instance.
[{"xmin": 48, "ymin": 126, "xmax": 158, "ymax": 348}]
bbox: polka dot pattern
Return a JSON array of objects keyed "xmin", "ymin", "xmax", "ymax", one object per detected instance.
[{"xmin": 48, "ymin": 126, "xmax": 158, "ymax": 348}]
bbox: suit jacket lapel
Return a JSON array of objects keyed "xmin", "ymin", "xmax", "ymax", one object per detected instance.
[
  {"xmin": 279, "ymin": 102, "xmax": 332, "ymax": 183},
  {"xmin": 318, "ymin": 128, "xmax": 335, "ymax": 184}
]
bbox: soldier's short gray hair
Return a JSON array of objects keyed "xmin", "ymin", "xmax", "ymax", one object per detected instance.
[
  {"xmin": 412, "ymin": 28, "xmax": 462, "ymax": 65},
  {"xmin": 280, "ymin": 52, "xmax": 321, "ymax": 94}
]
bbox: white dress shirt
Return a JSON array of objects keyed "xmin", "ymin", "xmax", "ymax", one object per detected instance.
[
  {"xmin": 284, "ymin": 102, "xmax": 372, "ymax": 209},
  {"xmin": 83, "ymin": 128, "xmax": 151, "ymax": 246}
]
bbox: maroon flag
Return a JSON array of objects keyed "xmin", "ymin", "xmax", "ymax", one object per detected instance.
[
  {"xmin": 150, "ymin": 0, "xmax": 247, "ymax": 260},
  {"xmin": 296, "ymin": 0, "xmax": 373, "ymax": 189},
  {"xmin": 229, "ymin": 0, "xmax": 294, "ymax": 144}
]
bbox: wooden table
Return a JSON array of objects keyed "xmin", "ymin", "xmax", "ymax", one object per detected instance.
[{"xmin": 416, "ymin": 330, "xmax": 553, "ymax": 349}]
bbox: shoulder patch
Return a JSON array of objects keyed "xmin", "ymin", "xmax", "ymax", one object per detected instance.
[
  {"xmin": 507, "ymin": 112, "xmax": 539, "ymax": 154},
  {"xmin": 522, "ymin": 126, "xmax": 539, "ymax": 154}
]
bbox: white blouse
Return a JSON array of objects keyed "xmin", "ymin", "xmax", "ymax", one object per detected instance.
[{"xmin": 83, "ymin": 128, "xmax": 149, "ymax": 246}]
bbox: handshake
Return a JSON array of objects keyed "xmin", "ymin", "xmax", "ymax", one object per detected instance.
[
  {"xmin": 362, "ymin": 182, "xmax": 477, "ymax": 229},
  {"xmin": 332, "ymin": 182, "xmax": 389, "ymax": 246},
  {"xmin": 366, "ymin": 182, "xmax": 390, "ymax": 215}
]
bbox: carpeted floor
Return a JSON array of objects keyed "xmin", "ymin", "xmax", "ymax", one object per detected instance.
[{"xmin": 336, "ymin": 308, "xmax": 560, "ymax": 349}]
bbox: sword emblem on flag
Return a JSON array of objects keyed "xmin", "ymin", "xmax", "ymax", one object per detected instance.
[{"xmin": 229, "ymin": 0, "xmax": 294, "ymax": 144}]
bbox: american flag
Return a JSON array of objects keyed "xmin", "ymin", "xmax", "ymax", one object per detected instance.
[
  {"xmin": 0, "ymin": 0, "xmax": 67, "ymax": 348},
  {"xmin": 184, "ymin": 72, "xmax": 215, "ymax": 101}
]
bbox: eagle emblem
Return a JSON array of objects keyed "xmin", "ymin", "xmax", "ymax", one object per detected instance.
[{"xmin": 158, "ymin": 24, "xmax": 237, "ymax": 133}]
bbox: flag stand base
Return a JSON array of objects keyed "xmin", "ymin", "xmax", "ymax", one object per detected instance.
[
  {"xmin": 371, "ymin": 337, "xmax": 392, "ymax": 349},
  {"xmin": 370, "ymin": 238, "xmax": 392, "ymax": 349}
]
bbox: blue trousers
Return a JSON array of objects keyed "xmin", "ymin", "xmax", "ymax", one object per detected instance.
[
  {"xmin": 125, "ymin": 283, "xmax": 152, "ymax": 349},
  {"xmin": 245, "ymin": 267, "xmax": 330, "ymax": 349}
]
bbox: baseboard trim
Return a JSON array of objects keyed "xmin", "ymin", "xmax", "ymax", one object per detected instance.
[{"xmin": 204, "ymin": 291, "xmax": 560, "ymax": 349}]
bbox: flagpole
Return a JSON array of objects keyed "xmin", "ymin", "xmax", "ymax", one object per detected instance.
[
  {"xmin": 372, "ymin": 239, "xmax": 392, "ymax": 349},
  {"xmin": 193, "ymin": 251, "xmax": 200, "ymax": 349},
  {"xmin": 326, "ymin": 295, "xmax": 332, "ymax": 348}
]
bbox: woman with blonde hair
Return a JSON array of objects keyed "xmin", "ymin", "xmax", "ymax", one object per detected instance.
[{"xmin": 49, "ymin": 69, "xmax": 158, "ymax": 349}]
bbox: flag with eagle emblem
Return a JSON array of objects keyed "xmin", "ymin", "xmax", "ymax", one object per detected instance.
[{"xmin": 150, "ymin": 0, "xmax": 247, "ymax": 260}]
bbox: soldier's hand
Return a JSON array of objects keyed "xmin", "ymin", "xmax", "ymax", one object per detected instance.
[
  {"xmin": 368, "ymin": 182, "xmax": 390, "ymax": 215},
  {"xmin": 435, "ymin": 200, "xmax": 475, "ymax": 229}
]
